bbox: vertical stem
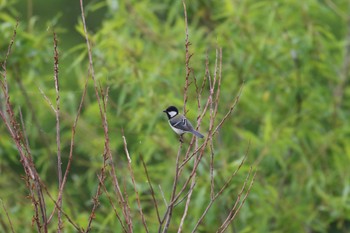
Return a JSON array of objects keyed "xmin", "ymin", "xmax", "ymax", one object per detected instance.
[
  {"xmin": 53, "ymin": 31, "xmax": 62, "ymax": 232},
  {"xmin": 182, "ymin": 0, "xmax": 191, "ymax": 114},
  {"xmin": 161, "ymin": 142, "xmax": 183, "ymax": 233},
  {"xmin": 177, "ymin": 178, "xmax": 195, "ymax": 233},
  {"xmin": 122, "ymin": 131, "xmax": 149, "ymax": 233}
]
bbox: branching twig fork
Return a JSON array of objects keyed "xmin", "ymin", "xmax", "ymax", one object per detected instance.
[{"xmin": 191, "ymin": 143, "xmax": 250, "ymax": 232}]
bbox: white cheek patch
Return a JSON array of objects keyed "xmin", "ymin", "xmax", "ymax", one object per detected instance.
[{"xmin": 168, "ymin": 111, "xmax": 177, "ymax": 117}]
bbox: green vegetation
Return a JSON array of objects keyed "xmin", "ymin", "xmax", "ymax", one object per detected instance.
[{"xmin": 1, "ymin": 0, "xmax": 350, "ymax": 232}]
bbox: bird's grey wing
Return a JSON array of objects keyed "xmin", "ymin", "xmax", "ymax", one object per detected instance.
[{"xmin": 171, "ymin": 116, "xmax": 194, "ymax": 131}]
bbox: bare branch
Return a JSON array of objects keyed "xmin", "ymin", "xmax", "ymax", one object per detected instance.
[
  {"xmin": 192, "ymin": 142, "xmax": 250, "ymax": 232},
  {"xmin": 160, "ymin": 142, "xmax": 183, "ymax": 233},
  {"xmin": 177, "ymin": 178, "xmax": 196, "ymax": 233},
  {"xmin": 38, "ymin": 87, "xmax": 56, "ymax": 113},
  {"xmin": 122, "ymin": 130, "xmax": 149, "ymax": 233},
  {"xmin": 1, "ymin": 19, "xmax": 18, "ymax": 95},
  {"xmin": 213, "ymin": 82, "xmax": 244, "ymax": 136},
  {"xmin": 182, "ymin": 0, "xmax": 192, "ymax": 115},
  {"xmin": 39, "ymin": 180, "xmax": 82, "ymax": 232},
  {"xmin": 78, "ymin": 0, "xmax": 131, "ymax": 231},
  {"xmin": 50, "ymin": 67, "xmax": 89, "ymax": 224},
  {"xmin": 217, "ymin": 169, "xmax": 256, "ymax": 233},
  {"xmin": 140, "ymin": 155, "xmax": 161, "ymax": 224},
  {"xmin": 52, "ymin": 30, "xmax": 63, "ymax": 232},
  {"xmin": 0, "ymin": 21, "xmax": 48, "ymax": 232},
  {"xmin": 159, "ymin": 185, "xmax": 168, "ymax": 207},
  {"xmin": 97, "ymin": 174, "xmax": 128, "ymax": 233}
]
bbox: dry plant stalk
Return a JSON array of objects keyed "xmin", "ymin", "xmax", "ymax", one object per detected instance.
[
  {"xmin": 0, "ymin": 20, "xmax": 49, "ymax": 233},
  {"xmin": 53, "ymin": 31, "xmax": 63, "ymax": 232},
  {"xmin": 79, "ymin": 0, "xmax": 132, "ymax": 231},
  {"xmin": 122, "ymin": 130, "xmax": 149, "ymax": 233}
]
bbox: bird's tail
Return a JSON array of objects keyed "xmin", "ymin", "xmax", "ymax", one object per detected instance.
[{"xmin": 191, "ymin": 130, "xmax": 204, "ymax": 138}]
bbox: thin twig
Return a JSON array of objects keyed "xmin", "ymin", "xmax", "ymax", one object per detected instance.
[
  {"xmin": 97, "ymin": 174, "xmax": 128, "ymax": 233},
  {"xmin": 193, "ymin": 73, "xmax": 201, "ymax": 111},
  {"xmin": 49, "ymin": 67, "xmax": 89, "ymax": 224},
  {"xmin": 191, "ymin": 143, "xmax": 250, "ymax": 232},
  {"xmin": 160, "ymin": 142, "xmax": 183, "ymax": 233},
  {"xmin": 217, "ymin": 169, "xmax": 256, "ymax": 233},
  {"xmin": 38, "ymin": 87, "xmax": 56, "ymax": 113},
  {"xmin": 177, "ymin": 52, "xmax": 216, "ymax": 178},
  {"xmin": 182, "ymin": 0, "xmax": 192, "ymax": 115},
  {"xmin": 212, "ymin": 82, "xmax": 244, "ymax": 136},
  {"xmin": 87, "ymin": 164, "xmax": 106, "ymax": 232},
  {"xmin": 0, "ymin": 21, "xmax": 48, "ymax": 232},
  {"xmin": 25, "ymin": 176, "xmax": 41, "ymax": 233},
  {"xmin": 18, "ymin": 109, "xmax": 48, "ymax": 233},
  {"xmin": 121, "ymin": 175, "xmax": 133, "ymax": 232},
  {"xmin": 122, "ymin": 130, "xmax": 149, "ymax": 233},
  {"xmin": 199, "ymin": 51, "xmax": 209, "ymax": 96},
  {"xmin": 158, "ymin": 185, "xmax": 168, "ymax": 207},
  {"xmin": 18, "ymin": 108, "xmax": 32, "ymax": 159},
  {"xmin": 177, "ymin": 177, "xmax": 196, "ymax": 233},
  {"xmin": 209, "ymin": 142, "xmax": 215, "ymax": 200},
  {"xmin": 38, "ymin": 180, "xmax": 82, "ymax": 232},
  {"xmin": 108, "ymin": 167, "xmax": 133, "ymax": 232},
  {"xmin": 181, "ymin": 80, "xmax": 244, "ymax": 169},
  {"xmin": 213, "ymin": 48, "xmax": 222, "ymax": 120},
  {"xmin": 178, "ymin": 52, "xmax": 217, "ymax": 169},
  {"xmin": 12, "ymin": 64, "xmax": 53, "ymax": 158},
  {"xmin": 169, "ymin": 143, "xmax": 205, "ymax": 212},
  {"xmin": 79, "ymin": 0, "xmax": 131, "ymax": 231},
  {"xmin": 1, "ymin": 19, "xmax": 18, "ymax": 93},
  {"xmin": 208, "ymin": 49, "xmax": 220, "ymax": 200},
  {"xmin": 53, "ymin": 31, "xmax": 63, "ymax": 232},
  {"xmin": 174, "ymin": 187, "xmax": 194, "ymax": 208},
  {"xmin": 140, "ymin": 155, "xmax": 161, "ymax": 224},
  {"xmin": 217, "ymin": 167, "xmax": 252, "ymax": 231},
  {"xmin": 178, "ymin": 93, "xmax": 203, "ymax": 232}
]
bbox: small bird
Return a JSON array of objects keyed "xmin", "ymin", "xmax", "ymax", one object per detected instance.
[{"xmin": 163, "ymin": 106, "xmax": 204, "ymax": 141}]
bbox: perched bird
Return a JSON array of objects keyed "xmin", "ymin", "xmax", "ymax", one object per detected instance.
[{"xmin": 163, "ymin": 106, "xmax": 204, "ymax": 141}]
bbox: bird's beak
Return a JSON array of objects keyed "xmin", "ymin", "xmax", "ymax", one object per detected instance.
[{"xmin": 163, "ymin": 110, "xmax": 166, "ymax": 113}]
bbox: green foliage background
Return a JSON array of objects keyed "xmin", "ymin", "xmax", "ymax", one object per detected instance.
[{"xmin": 1, "ymin": 0, "xmax": 350, "ymax": 232}]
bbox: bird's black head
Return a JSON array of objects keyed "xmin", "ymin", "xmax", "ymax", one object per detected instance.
[{"xmin": 163, "ymin": 106, "xmax": 179, "ymax": 119}]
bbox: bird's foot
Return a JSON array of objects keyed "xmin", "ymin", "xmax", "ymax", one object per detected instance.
[{"xmin": 179, "ymin": 135, "xmax": 184, "ymax": 143}]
